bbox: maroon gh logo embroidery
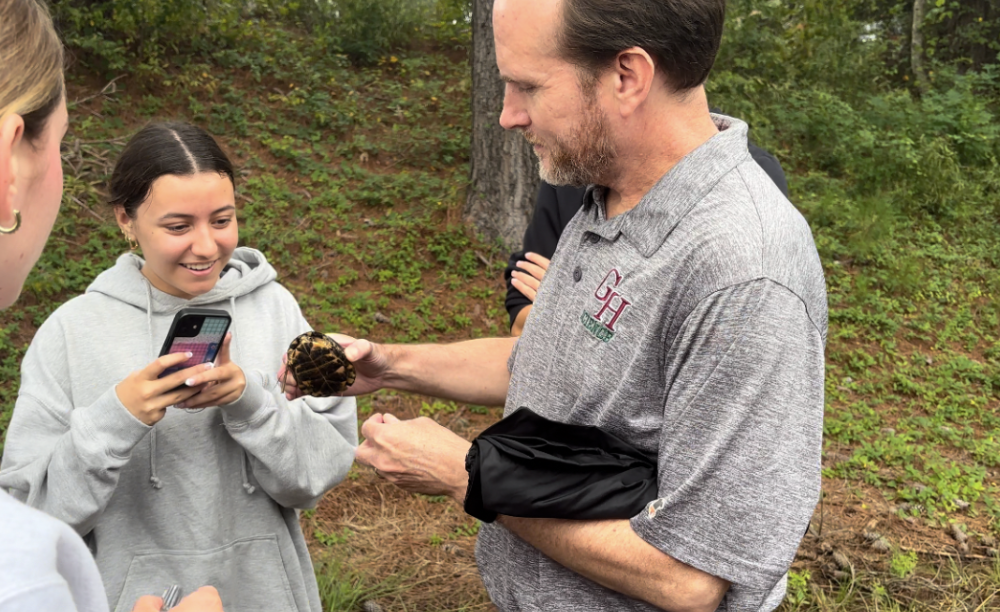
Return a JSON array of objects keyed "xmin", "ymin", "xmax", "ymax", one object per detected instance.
[{"xmin": 581, "ymin": 268, "xmax": 632, "ymax": 342}]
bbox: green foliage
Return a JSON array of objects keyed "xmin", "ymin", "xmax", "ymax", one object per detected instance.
[
  {"xmin": 50, "ymin": 0, "xmax": 248, "ymax": 77},
  {"xmin": 308, "ymin": 0, "xmax": 434, "ymax": 66},
  {"xmin": 313, "ymin": 556, "xmax": 408, "ymax": 611},
  {"xmin": 889, "ymin": 550, "xmax": 918, "ymax": 579},
  {"xmin": 785, "ymin": 570, "xmax": 812, "ymax": 609}
]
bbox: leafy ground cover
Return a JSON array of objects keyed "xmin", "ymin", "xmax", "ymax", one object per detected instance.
[{"xmin": 2, "ymin": 3, "xmax": 999, "ymax": 610}]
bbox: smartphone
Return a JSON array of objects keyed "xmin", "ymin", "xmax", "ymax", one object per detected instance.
[{"xmin": 157, "ymin": 308, "xmax": 232, "ymax": 380}]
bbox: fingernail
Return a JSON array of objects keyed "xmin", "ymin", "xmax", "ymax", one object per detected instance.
[
  {"xmin": 185, "ymin": 378, "xmax": 196, "ymax": 386},
  {"xmin": 204, "ymin": 362, "xmax": 215, "ymax": 370},
  {"xmin": 185, "ymin": 351, "xmax": 193, "ymax": 358},
  {"xmin": 176, "ymin": 402, "xmax": 187, "ymax": 408}
]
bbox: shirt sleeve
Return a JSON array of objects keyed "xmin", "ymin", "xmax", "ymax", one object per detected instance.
[{"xmin": 629, "ymin": 279, "xmax": 824, "ymax": 611}]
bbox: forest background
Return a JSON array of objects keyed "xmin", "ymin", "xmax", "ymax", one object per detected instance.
[{"xmin": 1, "ymin": 0, "xmax": 999, "ymax": 610}]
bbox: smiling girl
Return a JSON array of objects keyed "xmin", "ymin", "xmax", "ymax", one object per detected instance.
[{"xmin": 0, "ymin": 122, "xmax": 358, "ymax": 612}]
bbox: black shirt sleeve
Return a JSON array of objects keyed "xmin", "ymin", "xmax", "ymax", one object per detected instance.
[{"xmin": 504, "ymin": 183, "xmax": 587, "ymax": 329}]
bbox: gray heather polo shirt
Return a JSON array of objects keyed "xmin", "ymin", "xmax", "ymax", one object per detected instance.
[{"xmin": 478, "ymin": 115, "xmax": 827, "ymax": 612}]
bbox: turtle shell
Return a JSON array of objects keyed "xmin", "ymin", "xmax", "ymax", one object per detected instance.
[{"xmin": 284, "ymin": 331, "xmax": 356, "ymax": 396}]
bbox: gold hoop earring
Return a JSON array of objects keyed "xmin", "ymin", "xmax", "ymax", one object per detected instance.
[
  {"xmin": 0, "ymin": 209, "xmax": 21, "ymax": 234},
  {"xmin": 121, "ymin": 229, "xmax": 138, "ymax": 251}
]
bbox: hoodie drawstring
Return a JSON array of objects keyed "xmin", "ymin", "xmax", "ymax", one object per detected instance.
[
  {"xmin": 142, "ymin": 279, "xmax": 164, "ymax": 490},
  {"xmin": 230, "ymin": 296, "xmax": 255, "ymax": 496},
  {"xmin": 149, "ymin": 429, "xmax": 163, "ymax": 489}
]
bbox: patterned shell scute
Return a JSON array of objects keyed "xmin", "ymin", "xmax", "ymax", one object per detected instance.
[{"xmin": 284, "ymin": 331, "xmax": 356, "ymax": 397}]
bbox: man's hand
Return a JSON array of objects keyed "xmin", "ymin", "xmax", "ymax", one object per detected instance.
[
  {"xmin": 130, "ymin": 586, "xmax": 224, "ymax": 612},
  {"xmin": 510, "ymin": 252, "xmax": 550, "ymax": 302},
  {"xmin": 278, "ymin": 333, "xmax": 388, "ymax": 401},
  {"xmin": 355, "ymin": 413, "xmax": 471, "ymax": 502}
]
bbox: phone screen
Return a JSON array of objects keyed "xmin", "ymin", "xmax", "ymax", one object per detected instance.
[{"xmin": 160, "ymin": 315, "xmax": 230, "ymax": 378}]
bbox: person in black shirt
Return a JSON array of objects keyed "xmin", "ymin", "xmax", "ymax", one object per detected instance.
[{"xmin": 504, "ymin": 137, "xmax": 789, "ymax": 335}]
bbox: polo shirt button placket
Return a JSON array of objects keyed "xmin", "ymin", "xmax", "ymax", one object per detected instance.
[{"xmin": 573, "ymin": 266, "xmax": 583, "ymax": 282}]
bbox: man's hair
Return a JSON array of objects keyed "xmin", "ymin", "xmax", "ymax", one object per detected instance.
[{"xmin": 557, "ymin": 0, "xmax": 726, "ymax": 92}]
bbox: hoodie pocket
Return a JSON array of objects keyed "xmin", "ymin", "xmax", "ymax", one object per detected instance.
[{"xmin": 113, "ymin": 535, "xmax": 297, "ymax": 612}]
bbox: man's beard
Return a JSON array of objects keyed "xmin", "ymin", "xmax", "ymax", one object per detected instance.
[{"xmin": 522, "ymin": 97, "xmax": 617, "ymax": 187}]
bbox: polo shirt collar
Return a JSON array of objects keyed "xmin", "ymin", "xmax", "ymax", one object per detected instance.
[{"xmin": 581, "ymin": 114, "xmax": 751, "ymax": 257}]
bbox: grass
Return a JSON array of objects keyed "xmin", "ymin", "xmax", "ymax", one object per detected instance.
[{"xmin": 1, "ymin": 12, "xmax": 998, "ymax": 612}]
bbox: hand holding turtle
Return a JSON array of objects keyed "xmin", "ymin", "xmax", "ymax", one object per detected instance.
[{"xmin": 278, "ymin": 332, "xmax": 385, "ymax": 400}]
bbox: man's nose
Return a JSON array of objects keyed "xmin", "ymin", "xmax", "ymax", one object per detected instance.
[{"xmin": 499, "ymin": 83, "xmax": 529, "ymax": 131}]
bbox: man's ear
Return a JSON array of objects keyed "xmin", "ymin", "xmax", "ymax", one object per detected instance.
[
  {"xmin": 612, "ymin": 47, "xmax": 656, "ymax": 118},
  {"xmin": 0, "ymin": 114, "xmax": 25, "ymax": 228}
]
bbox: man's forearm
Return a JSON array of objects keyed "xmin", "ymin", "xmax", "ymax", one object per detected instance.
[
  {"xmin": 382, "ymin": 337, "xmax": 515, "ymax": 406},
  {"xmin": 496, "ymin": 515, "xmax": 729, "ymax": 612}
]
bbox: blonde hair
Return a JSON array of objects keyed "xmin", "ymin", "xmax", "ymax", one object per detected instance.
[{"xmin": 0, "ymin": 0, "xmax": 64, "ymax": 142}]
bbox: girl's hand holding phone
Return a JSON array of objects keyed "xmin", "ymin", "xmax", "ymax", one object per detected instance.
[
  {"xmin": 116, "ymin": 353, "xmax": 214, "ymax": 426},
  {"xmin": 177, "ymin": 333, "xmax": 246, "ymax": 410}
]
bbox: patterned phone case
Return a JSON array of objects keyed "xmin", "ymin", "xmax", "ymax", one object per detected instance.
[{"xmin": 160, "ymin": 315, "xmax": 230, "ymax": 377}]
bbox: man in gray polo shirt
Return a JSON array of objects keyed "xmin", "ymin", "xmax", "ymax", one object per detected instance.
[{"xmin": 282, "ymin": 0, "xmax": 826, "ymax": 610}]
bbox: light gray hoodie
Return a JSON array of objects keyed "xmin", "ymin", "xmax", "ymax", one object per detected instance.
[{"xmin": 0, "ymin": 248, "xmax": 358, "ymax": 612}]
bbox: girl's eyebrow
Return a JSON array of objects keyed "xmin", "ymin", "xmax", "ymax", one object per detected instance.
[{"xmin": 157, "ymin": 205, "xmax": 236, "ymax": 222}]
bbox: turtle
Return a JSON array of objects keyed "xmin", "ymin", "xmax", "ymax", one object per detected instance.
[{"xmin": 282, "ymin": 331, "xmax": 356, "ymax": 396}]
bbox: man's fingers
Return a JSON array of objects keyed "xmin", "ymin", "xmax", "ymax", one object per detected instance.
[
  {"xmin": 360, "ymin": 413, "xmax": 387, "ymax": 439},
  {"xmin": 129, "ymin": 595, "xmax": 163, "ymax": 612},
  {"xmin": 383, "ymin": 412, "xmax": 400, "ymax": 423},
  {"xmin": 327, "ymin": 332, "xmax": 358, "ymax": 348},
  {"xmin": 343, "ymin": 338, "xmax": 374, "ymax": 363},
  {"xmin": 354, "ymin": 439, "xmax": 376, "ymax": 466}
]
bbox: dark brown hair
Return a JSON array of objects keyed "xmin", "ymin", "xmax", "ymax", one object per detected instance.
[
  {"xmin": 558, "ymin": 0, "xmax": 726, "ymax": 92},
  {"xmin": 109, "ymin": 122, "xmax": 235, "ymax": 217}
]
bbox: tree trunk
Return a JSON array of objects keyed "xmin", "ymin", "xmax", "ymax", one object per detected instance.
[
  {"xmin": 465, "ymin": 0, "xmax": 539, "ymax": 251},
  {"xmin": 911, "ymin": 0, "xmax": 929, "ymax": 94}
]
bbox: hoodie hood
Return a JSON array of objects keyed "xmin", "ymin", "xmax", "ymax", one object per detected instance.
[{"xmin": 87, "ymin": 247, "xmax": 277, "ymax": 314}]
